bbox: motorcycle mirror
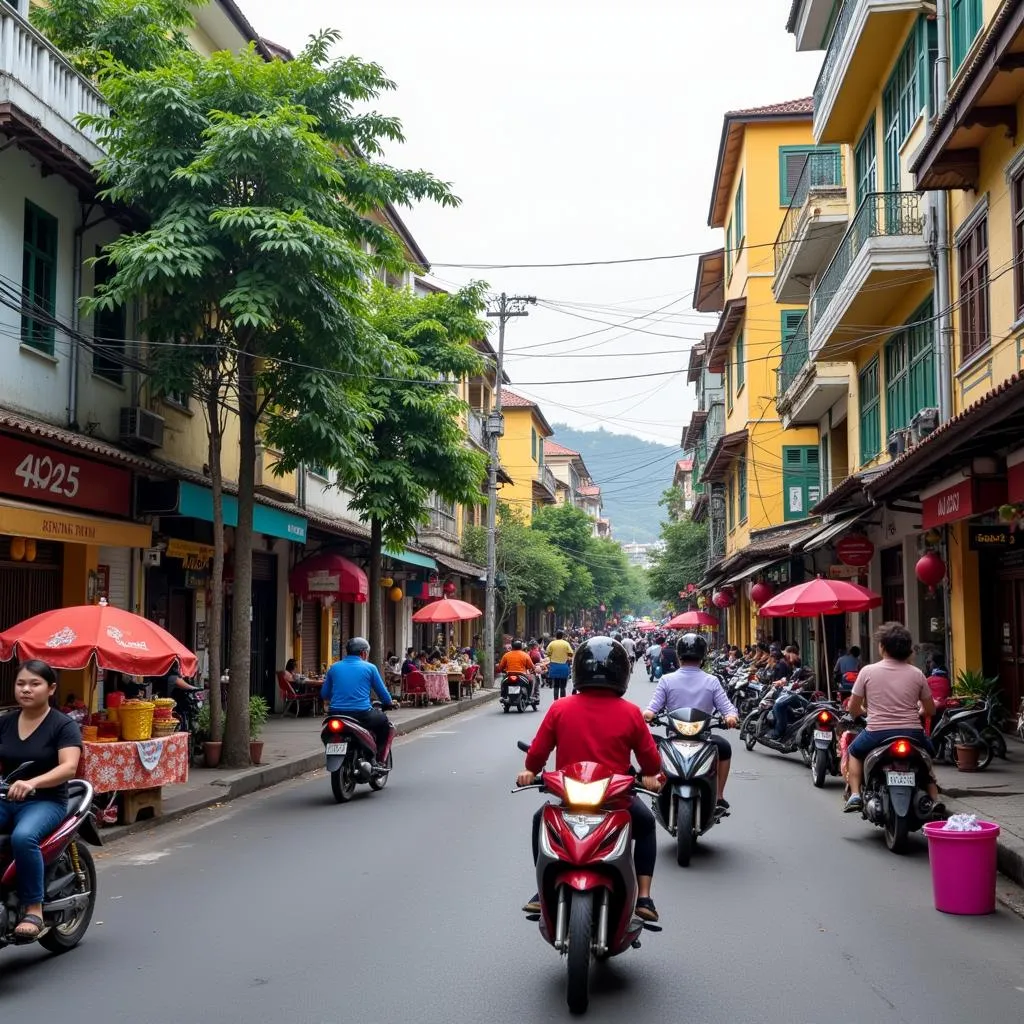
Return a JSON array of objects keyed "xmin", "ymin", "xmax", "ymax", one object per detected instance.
[{"xmin": 517, "ymin": 740, "xmax": 530, "ymax": 753}]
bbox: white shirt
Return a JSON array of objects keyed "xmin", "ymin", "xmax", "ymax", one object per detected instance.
[{"xmin": 621, "ymin": 637, "xmax": 636, "ymax": 657}]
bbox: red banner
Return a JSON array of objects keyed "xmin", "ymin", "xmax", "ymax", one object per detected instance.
[
  {"xmin": 921, "ymin": 477, "xmax": 1006, "ymax": 529},
  {"xmin": 0, "ymin": 435, "xmax": 131, "ymax": 517},
  {"xmin": 835, "ymin": 534, "xmax": 874, "ymax": 567}
]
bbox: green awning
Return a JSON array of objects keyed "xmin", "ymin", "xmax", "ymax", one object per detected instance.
[{"xmin": 384, "ymin": 548, "xmax": 437, "ymax": 571}]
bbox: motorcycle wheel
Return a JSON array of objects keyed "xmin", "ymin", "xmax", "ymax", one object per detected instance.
[
  {"xmin": 566, "ymin": 889, "xmax": 593, "ymax": 1016},
  {"xmin": 502, "ymin": 703, "xmax": 510, "ymax": 713},
  {"xmin": 331, "ymin": 762, "xmax": 357, "ymax": 803},
  {"xmin": 39, "ymin": 843, "xmax": 96, "ymax": 953},
  {"xmin": 884, "ymin": 809, "xmax": 910, "ymax": 854},
  {"xmin": 369, "ymin": 750, "xmax": 393, "ymax": 791},
  {"xmin": 675, "ymin": 798, "xmax": 696, "ymax": 867},
  {"xmin": 517, "ymin": 693, "xmax": 527, "ymax": 714},
  {"xmin": 811, "ymin": 748, "xmax": 827, "ymax": 788},
  {"xmin": 800, "ymin": 742, "xmax": 812, "ymax": 767},
  {"xmin": 744, "ymin": 723, "xmax": 757, "ymax": 752},
  {"xmin": 981, "ymin": 726, "xmax": 1008, "ymax": 760}
]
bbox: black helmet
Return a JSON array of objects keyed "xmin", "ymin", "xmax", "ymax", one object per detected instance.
[
  {"xmin": 511, "ymin": 639, "xmax": 524, "ymax": 650},
  {"xmin": 676, "ymin": 632, "xmax": 707, "ymax": 663},
  {"xmin": 572, "ymin": 636, "xmax": 631, "ymax": 695}
]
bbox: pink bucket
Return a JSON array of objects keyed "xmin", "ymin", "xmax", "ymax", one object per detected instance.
[{"xmin": 923, "ymin": 820, "xmax": 1000, "ymax": 915}]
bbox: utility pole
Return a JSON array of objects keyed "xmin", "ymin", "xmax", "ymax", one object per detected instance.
[{"xmin": 484, "ymin": 292, "xmax": 536, "ymax": 686}]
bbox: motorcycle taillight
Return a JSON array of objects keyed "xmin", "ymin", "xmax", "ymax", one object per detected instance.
[{"xmin": 327, "ymin": 719, "xmax": 344, "ymax": 733}]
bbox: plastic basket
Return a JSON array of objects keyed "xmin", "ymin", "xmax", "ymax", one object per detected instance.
[
  {"xmin": 151, "ymin": 720, "xmax": 179, "ymax": 737},
  {"xmin": 152, "ymin": 698, "xmax": 176, "ymax": 711},
  {"xmin": 119, "ymin": 701, "xmax": 155, "ymax": 741}
]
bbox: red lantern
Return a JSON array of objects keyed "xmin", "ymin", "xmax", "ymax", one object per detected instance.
[
  {"xmin": 750, "ymin": 580, "xmax": 774, "ymax": 606},
  {"xmin": 712, "ymin": 590, "xmax": 733, "ymax": 609},
  {"xmin": 915, "ymin": 551, "xmax": 946, "ymax": 592},
  {"xmin": 443, "ymin": 580, "xmax": 457, "ymax": 597}
]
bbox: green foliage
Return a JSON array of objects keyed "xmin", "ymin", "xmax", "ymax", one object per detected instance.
[
  {"xmin": 647, "ymin": 516, "xmax": 707, "ymax": 608},
  {"xmin": 953, "ymin": 669, "xmax": 1001, "ymax": 702},
  {"xmin": 659, "ymin": 484, "xmax": 689, "ymax": 522},
  {"xmin": 531, "ymin": 504, "xmax": 595, "ymax": 613},
  {"xmin": 248, "ymin": 695, "xmax": 270, "ymax": 739}
]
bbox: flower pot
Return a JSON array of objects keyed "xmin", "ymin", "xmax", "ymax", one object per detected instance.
[
  {"xmin": 203, "ymin": 741, "xmax": 223, "ymax": 769},
  {"xmin": 249, "ymin": 740, "xmax": 264, "ymax": 765},
  {"xmin": 955, "ymin": 743, "xmax": 980, "ymax": 772}
]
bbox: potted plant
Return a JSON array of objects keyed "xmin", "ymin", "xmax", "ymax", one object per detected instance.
[
  {"xmin": 249, "ymin": 695, "xmax": 270, "ymax": 764},
  {"xmin": 195, "ymin": 701, "xmax": 222, "ymax": 768}
]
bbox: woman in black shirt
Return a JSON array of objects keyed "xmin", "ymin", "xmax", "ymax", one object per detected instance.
[{"xmin": 0, "ymin": 659, "xmax": 82, "ymax": 941}]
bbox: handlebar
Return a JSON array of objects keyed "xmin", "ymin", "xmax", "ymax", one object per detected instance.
[{"xmin": 517, "ymin": 740, "xmax": 530, "ymax": 753}]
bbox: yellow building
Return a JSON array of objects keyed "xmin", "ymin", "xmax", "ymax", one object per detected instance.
[
  {"xmin": 497, "ymin": 391, "xmax": 557, "ymax": 520},
  {"xmin": 692, "ymin": 99, "xmax": 822, "ymax": 650}
]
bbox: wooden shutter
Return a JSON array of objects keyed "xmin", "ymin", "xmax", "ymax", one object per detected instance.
[
  {"xmin": 781, "ymin": 309, "xmax": 805, "ymax": 342},
  {"xmin": 783, "ymin": 446, "xmax": 820, "ymax": 520},
  {"xmin": 783, "ymin": 151, "xmax": 808, "ymax": 205}
]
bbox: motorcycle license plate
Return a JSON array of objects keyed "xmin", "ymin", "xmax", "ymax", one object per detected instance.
[
  {"xmin": 886, "ymin": 771, "xmax": 915, "ymax": 787},
  {"xmin": 325, "ymin": 742, "xmax": 348, "ymax": 755},
  {"xmin": 506, "ymin": 685, "xmax": 520, "ymax": 694},
  {"xmin": 813, "ymin": 730, "xmax": 833, "ymax": 742}
]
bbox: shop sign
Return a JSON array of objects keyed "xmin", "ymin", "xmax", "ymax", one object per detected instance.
[
  {"xmin": 0, "ymin": 501, "xmax": 152, "ymax": 548},
  {"xmin": 968, "ymin": 524, "xmax": 1020, "ymax": 550},
  {"xmin": 921, "ymin": 477, "xmax": 1007, "ymax": 529},
  {"xmin": 165, "ymin": 538, "xmax": 215, "ymax": 569},
  {"xmin": 0, "ymin": 435, "xmax": 131, "ymax": 516},
  {"xmin": 828, "ymin": 564, "xmax": 862, "ymax": 579},
  {"xmin": 306, "ymin": 569, "xmax": 341, "ymax": 595},
  {"xmin": 177, "ymin": 481, "xmax": 307, "ymax": 543},
  {"xmin": 835, "ymin": 534, "xmax": 874, "ymax": 567},
  {"xmin": 184, "ymin": 569, "xmax": 209, "ymax": 589}
]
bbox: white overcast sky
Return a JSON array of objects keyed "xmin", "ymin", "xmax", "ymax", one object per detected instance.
[{"xmin": 245, "ymin": 0, "xmax": 823, "ymax": 446}]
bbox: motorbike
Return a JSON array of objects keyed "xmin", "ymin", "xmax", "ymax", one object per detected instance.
[
  {"xmin": 649, "ymin": 708, "xmax": 728, "ymax": 867},
  {"xmin": 729, "ymin": 674, "xmax": 763, "ymax": 717},
  {"xmin": 929, "ymin": 700, "xmax": 993, "ymax": 769},
  {"xmin": 1, "ymin": 763, "xmax": 102, "ymax": 952},
  {"xmin": 501, "ymin": 671, "xmax": 539, "ymax": 714},
  {"xmin": 513, "ymin": 741, "xmax": 661, "ymax": 1016},
  {"xmin": 740, "ymin": 675, "xmax": 828, "ymax": 763},
  {"xmin": 321, "ymin": 702, "xmax": 395, "ymax": 803},
  {"xmin": 856, "ymin": 734, "xmax": 939, "ymax": 853},
  {"xmin": 808, "ymin": 706, "xmax": 842, "ymax": 788}
]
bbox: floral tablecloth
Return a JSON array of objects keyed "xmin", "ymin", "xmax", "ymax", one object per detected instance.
[
  {"xmin": 422, "ymin": 671, "xmax": 451, "ymax": 702},
  {"xmin": 78, "ymin": 734, "xmax": 190, "ymax": 793}
]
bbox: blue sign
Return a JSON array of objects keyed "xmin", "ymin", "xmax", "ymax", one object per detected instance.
[{"xmin": 178, "ymin": 482, "xmax": 307, "ymax": 543}]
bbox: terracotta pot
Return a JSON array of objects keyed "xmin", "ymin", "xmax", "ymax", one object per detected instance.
[
  {"xmin": 955, "ymin": 743, "xmax": 980, "ymax": 772},
  {"xmin": 249, "ymin": 740, "xmax": 265, "ymax": 765},
  {"xmin": 203, "ymin": 741, "xmax": 223, "ymax": 769}
]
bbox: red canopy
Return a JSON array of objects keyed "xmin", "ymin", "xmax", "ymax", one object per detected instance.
[
  {"xmin": 0, "ymin": 602, "xmax": 198, "ymax": 676},
  {"xmin": 757, "ymin": 578, "xmax": 881, "ymax": 618},
  {"xmin": 635, "ymin": 622, "xmax": 658, "ymax": 632},
  {"xmin": 289, "ymin": 551, "xmax": 368, "ymax": 604},
  {"xmin": 411, "ymin": 598, "xmax": 482, "ymax": 623},
  {"xmin": 665, "ymin": 610, "xmax": 719, "ymax": 629}
]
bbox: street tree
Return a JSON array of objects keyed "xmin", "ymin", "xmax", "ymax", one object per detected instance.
[
  {"xmin": 647, "ymin": 516, "xmax": 708, "ymax": 609},
  {"xmin": 340, "ymin": 281, "xmax": 490, "ymax": 669},
  {"xmin": 79, "ymin": 32, "xmax": 458, "ymax": 765},
  {"xmin": 531, "ymin": 504, "xmax": 596, "ymax": 618}
]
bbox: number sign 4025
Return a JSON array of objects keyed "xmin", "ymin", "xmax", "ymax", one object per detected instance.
[{"xmin": 14, "ymin": 454, "xmax": 80, "ymax": 498}]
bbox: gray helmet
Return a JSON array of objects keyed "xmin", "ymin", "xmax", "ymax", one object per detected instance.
[{"xmin": 346, "ymin": 636, "xmax": 371, "ymax": 656}]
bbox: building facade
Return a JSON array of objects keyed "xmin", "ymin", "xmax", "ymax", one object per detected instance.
[{"xmin": 496, "ymin": 391, "xmax": 557, "ymax": 519}]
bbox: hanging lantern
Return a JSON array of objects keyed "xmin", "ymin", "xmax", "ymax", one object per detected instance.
[
  {"xmin": 443, "ymin": 580, "xmax": 457, "ymax": 597},
  {"xmin": 915, "ymin": 551, "xmax": 947, "ymax": 593},
  {"xmin": 380, "ymin": 577, "xmax": 394, "ymax": 588},
  {"xmin": 712, "ymin": 589, "xmax": 733, "ymax": 609},
  {"xmin": 750, "ymin": 580, "xmax": 774, "ymax": 607},
  {"xmin": 697, "ymin": 594, "xmax": 707, "ymax": 609},
  {"xmin": 389, "ymin": 586, "xmax": 404, "ymax": 602},
  {"xmin": 24, "ymin": 539, "xmax": 36, "ymax": 562},
  {"xmin": 9, "ymin": 537, "xmax": 25, "ymax": 561}
]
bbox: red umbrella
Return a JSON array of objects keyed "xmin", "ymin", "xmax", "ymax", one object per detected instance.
[
  {"xmin": 635, "ymin": 622, "xmax": 658, "ymax": 632},
  {"xmin": 666, "ymin": 610, "xmax": 719, "ymax": 629},
  {"xmin": 411, "ymin": 598, "xmax": 483, "ymax": 624},
  {"xmin": 0, "ymin": 601, "xmax": 199, "ymax": 676},
  {"xmin": 757, "ymin": 578, "xmax": 881, "ymax": 617}
]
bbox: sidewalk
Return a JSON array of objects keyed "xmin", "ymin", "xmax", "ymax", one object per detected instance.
[
  {"xmin": 935, "ymin": 734, "xmax": 1024, "ymax": 888},
  {"xmin": 100, "ymin": 689, "xmax": 499, "ymax": 844}
]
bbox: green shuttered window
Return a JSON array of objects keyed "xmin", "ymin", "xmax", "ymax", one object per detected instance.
[
  {"xmin": 885, "ymin": 297, "xmax": 935, "ymax": 432},
  {"xmin": 951, "ymin": 0, "xmax": 982, "ymax": 73},
  {"xmin": 782, "ymin": 446, "xmax": 820, "ymax": 521},
  {"xmin": 22, "ymin": 201, "xmax": 58, "ymax": 355},
  {"xmin": 859, "ymin": 357, "xmax": 881, "ymax": 464},
  {"xmin": 738, "ymin": 458, "xmax": 747, "ymax": 524}
]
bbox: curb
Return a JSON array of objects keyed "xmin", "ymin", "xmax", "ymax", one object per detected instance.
[
  {"xmin": 941, "ymin": 793, "xmax": 1024, "ymax": 891},
  {"xmin": 98, "ymin": 690, "xmax": 500, "ymax": 846}
]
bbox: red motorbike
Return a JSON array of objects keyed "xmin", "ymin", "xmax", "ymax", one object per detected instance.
[
  {"xmin": 1, "ymin": 764, "xmax": 102, "ymax": 953},
  {"xmin": 321, "ymin": 704, "xmax": 395, "ymax": 803},
  {"xmin": 513, "ymin": 742, "xmax": 661, "ymax": 1015}
]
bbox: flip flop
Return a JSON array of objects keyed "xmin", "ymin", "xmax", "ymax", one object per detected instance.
[{"xmin": 13, "ymin": 913, "xmax": 43, "ymax": 944}]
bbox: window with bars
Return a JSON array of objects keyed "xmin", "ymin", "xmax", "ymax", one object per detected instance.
[
  {"xmin": 22, "ymin": 201, "xmax": 58, "ymax": 355},
  {"xmin": 782, "ymin": 446, "xmax": 820, "ymax": 521},
  {"xmin": 92, "ymin": 247, "xmax": 126, "ymax": 384},
  {"xmin": 738, "ymin": 458, "xmax": 747, "ymax": 523},
  {"xmin": 951, "ymin": 0, "xmax": 982, "ymax": 73},
  {"xmin": 778, "ymin": 146, "xmax": 843, "ymax": 206},
  {"xmin": 1013, "ymin": 169, "xmax": 1024, "ymax": 321},
  {"xmin": 859, "ymin": 357, "xmax": 881, "ymax": 463},
  {"xmin": 958, "ymin": 213, "xmax": 989, "ymax": 360},
  {"xmin": 885, "ymin": 297, "xmax": 935, "ymax": 432}
]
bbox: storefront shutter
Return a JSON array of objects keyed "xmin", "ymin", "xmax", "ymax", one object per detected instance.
[
  {"xmin": 98, "ymin": 546, "xmax": 131, "ymax": 609},
  {"xmin": 300, "ymin": 600, "xmax": 321, "ymax": 674}
]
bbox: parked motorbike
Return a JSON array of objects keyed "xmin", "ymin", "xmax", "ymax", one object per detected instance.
[
  {"xmin": 321, "ymin": 703, "xmax": 395, "ymax": 803},
  {"xmin": 501, "ymin": 671, "xmax": 539, "ymax": 714},
  {"xmin": 1, "ymin": 764, "xmax": 102, "ymax": 952},
  {"xmin": 808, "ymin": 707, "xmax": 841, "ymax": 788},
  {"xmin": 929, "ymin": 700, "xmax": 993, "ymax": 769},
  {"xmin": 649, "ymin": 708, "xmax": 728, "ymax": 867},
  {"xmin": 729, "ymin": 675, "xmax": 763, "ymax": 717},
  {"xmin": 740, "ymin": 676, "xmax": 828, "ymax": 763},
  {"xmin": 856, "ymin": 734, "xmax": 938, "ymax": 853},
  {"xmin": 512, "ymin": 741, "xmax": 661, "ymax": 1016}
]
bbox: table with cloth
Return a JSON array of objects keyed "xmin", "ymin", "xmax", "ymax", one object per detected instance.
[{"xmin": 422, "ymin": 670, "xmax": 452, "ymax": 703}]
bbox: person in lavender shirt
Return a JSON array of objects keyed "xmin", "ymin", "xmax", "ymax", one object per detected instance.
[{"xmin": 643, "ymin": 633, "xmax": 739, "ymax": 811}]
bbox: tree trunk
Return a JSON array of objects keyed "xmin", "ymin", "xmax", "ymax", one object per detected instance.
[
  {"xmin": 224, "ymin": 347, "xmax": 257, "ymax": 767},
  {"xmin": 206, "ymin": 390, "xmax": 225, "ymax": 743},
  {"xmin": 368, "ymin": 517, "xmax": 384, "ymax": 673}
]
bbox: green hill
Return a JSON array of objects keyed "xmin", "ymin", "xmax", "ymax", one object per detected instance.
[{"xmin": 548, "ymin": 424, "xmax": 678, "ymax": 544}]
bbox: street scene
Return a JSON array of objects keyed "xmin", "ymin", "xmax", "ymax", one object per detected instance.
[{"xmin": 3, "ymin": 0, "xmax": 1024, "ymax": 1019}]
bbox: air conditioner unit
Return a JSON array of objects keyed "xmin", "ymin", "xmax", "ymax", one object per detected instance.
[
  {"xmin": 119, "ymin": 406, "xmax": 165, "ymax": 451},
  {"xmin": 909, "ymin": 407, "xmax": 939, "ymax": 443},
  {"xmin": 887, "ymin": 429, "xmax": 909, "ymax": 458}
]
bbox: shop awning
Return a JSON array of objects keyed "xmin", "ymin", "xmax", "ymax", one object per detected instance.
[
  {"xmin": 289, "ymin": 551, "xmax": 368, "ymax": 603},
  {"xmin": 701, "ymin": 429, "xmax": 748, "ymax": 483},
  {"xmin": 384, "ymin": 548, "xmax": 437, "ymax": 571},
  {"xmin": 801, "ymin": 512, "xmax": 870, "ymax": 552},
  {"xmin": 0, "ymin": 498, "xmax": 152, "ymax": 548},
  {"xmin": 723, "ymin": 558, "xmax": 782, "ymax": 584},
  {"xmin": 434, "ymin": 553, "xmax": 487, "ymax": 579}
]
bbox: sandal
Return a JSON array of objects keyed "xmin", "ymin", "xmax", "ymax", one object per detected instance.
[{"xmin": 14, "ymin": 913, "xmax": 43, "ymax": 944}]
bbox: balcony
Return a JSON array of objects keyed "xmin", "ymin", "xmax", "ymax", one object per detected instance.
[
  {"xmin": 0, "ymin": 8, "xmax": 107, "ymax": 179},
  {"xmin": 466, "ymin": 409, "xmax": 486, "ymax": 449},
  {"xmin": 809, "ymin": 192, "xmax": 929, "ymax": 361},
  {"xmin": 776, "ymin": 313, "xmax": 851, "ymax": 426},
  {"xmin": 533, "ymin": 464, "xmax": 557, "ymax": 504},
  {"xmin": 789, "ymin": 0, "xmax": 840, "ymax": 52},
  {"xmin": 773, "ymin": 151, "xmax": 849, "ymax": 304},
  {"xmin": 812, "ymin": 0, "xmax": 923, "ymax": 144},
  {"xmin": 705, "ymin": 400, "xmax": 726, "ymax": 450}
]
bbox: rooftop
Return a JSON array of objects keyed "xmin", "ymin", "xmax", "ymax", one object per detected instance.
[{"xmin": 544, "ymin": 439, "xmax": 581, "ymax": 457}]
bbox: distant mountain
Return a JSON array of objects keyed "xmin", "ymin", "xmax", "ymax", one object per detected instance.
[{"xmin": 549, "ymin": 424, "xmax": 678, "ymax": 544}]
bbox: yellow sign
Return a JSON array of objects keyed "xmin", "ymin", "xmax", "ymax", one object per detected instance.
[
  {"xmin": 0, "ymin": 499, "xmax": 152, "ymax": 548},
  {"xmin": 166, "ymin": 538, "xmax": 215, "ymax": 568}
]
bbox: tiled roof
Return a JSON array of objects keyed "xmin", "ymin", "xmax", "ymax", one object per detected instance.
[
  {"xmin": 500, "ymin": 390, "xmax": 535, "ymax": 408},
  {"xmin": 726, "ymin": 97, "xmax": 813, "ymax": 117},
  {"xmin": 544, "ymin": 439, "xmax": 580, "ymax": 457},
  {"xmin": 579, "ymin": 485, "xmax": 601, "ymax": 496},
  {"xmin": 676, "ymin": 458, "xmax": 693, "ymax": 471}
]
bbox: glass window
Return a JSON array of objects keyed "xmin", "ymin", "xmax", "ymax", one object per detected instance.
[
  {"xmin": 951, "ymin": 0, "xmax": 983, "ymax": 73},
  {"xmin": 734, "ymin": 176, "xmax": 745, "ymax": 248},
  {"xmin": 21, "ymin": 201, "xmax": 59, "ymax": 355},
  {"xmin": 854, "ymin": 118, "xmax": 877, "ymax": 209},
  {"xmin": 958, "ymin": 213, "xmax": 989, "ymax": 360},
  {"xmin": 92, "ymin": 248, "xmax": 126, "ymax": 384},
  {"xmin": 1013, "ymin": 170, "xmax": 1024, "ymax": 321},
  {"xmin": 738, "ymin": 458, "xmax": 747, "ymax": 523},
  {"xmin": 735, "ymin": 330, "xmax": 745, "ymax": 393},
  {"xmin": 858, "ymin": 357, "xmax": 881, "ymax": 463},
  {"xmin": 885, "ymin": 297, "xmax": 935, "ymax": 432}
]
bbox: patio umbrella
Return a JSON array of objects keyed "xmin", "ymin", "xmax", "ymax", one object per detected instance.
[
  {"xmin": 635, "ymin": 621, "xmax": 658, "ymax": 632},
  {"xmin": 411, "ymin": 598, "xmax": 483, "ymax": 623},
  {"xmin": 665, "ymin": 610, "xmax": 720, "ymax": 630}
]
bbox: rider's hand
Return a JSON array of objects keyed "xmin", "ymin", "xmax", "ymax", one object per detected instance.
[
  {"xmin": 517, "ymin": 770, "xmax": 537, "ymax": 788},
  {"xmin": 642, "ymin": 710, "xmax": 655, "ymax": 722},
  {"xmin": 641, "ymin": 774, "xmax": 663, "ymax": 793},
  {"xmin": 7, "ymin": 780, "xmax": 35, "ymax": 801},
  {"xmin": 724, "ymin": 715, "xmax": 739, "ymax": 729}
]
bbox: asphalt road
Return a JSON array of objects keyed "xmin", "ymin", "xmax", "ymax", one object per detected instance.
[{"xmin": 3, "ymin": 666, "xmax": 1024, "ymax": 1023}]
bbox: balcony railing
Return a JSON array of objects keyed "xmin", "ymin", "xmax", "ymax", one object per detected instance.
[
  {"xmin": 812, "ymin": 0, "xmax": 857, "ymax": 115},
  {"xmin": 774, "ymin": 151, "xmax": 846, "ymax": 272},
  {"xmin": 423, "ymin": 496, "xmax": 458, "ymax": 537},
  {"xmin": 467, "ymin": 409, "xmax": 485, "ymax": 447},
  {"xmin": 537, "ymin": 464, "xmax": 557, "ymax": 495},
  {"xmin": 778, "ymin": 313, "xmax": 809, "ymax": 401},
  {"xmin": 810, "ymin": 191, "xmax": 924, "ymax": 328}
]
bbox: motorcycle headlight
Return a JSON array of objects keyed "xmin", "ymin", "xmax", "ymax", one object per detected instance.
[
  {"xmin": 563, "ymin": 777, "xmax": 610, "ymax": 808},
  {"xmin": 672, "ymin": 719, "xmax": 704, "ymax": 737}
]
